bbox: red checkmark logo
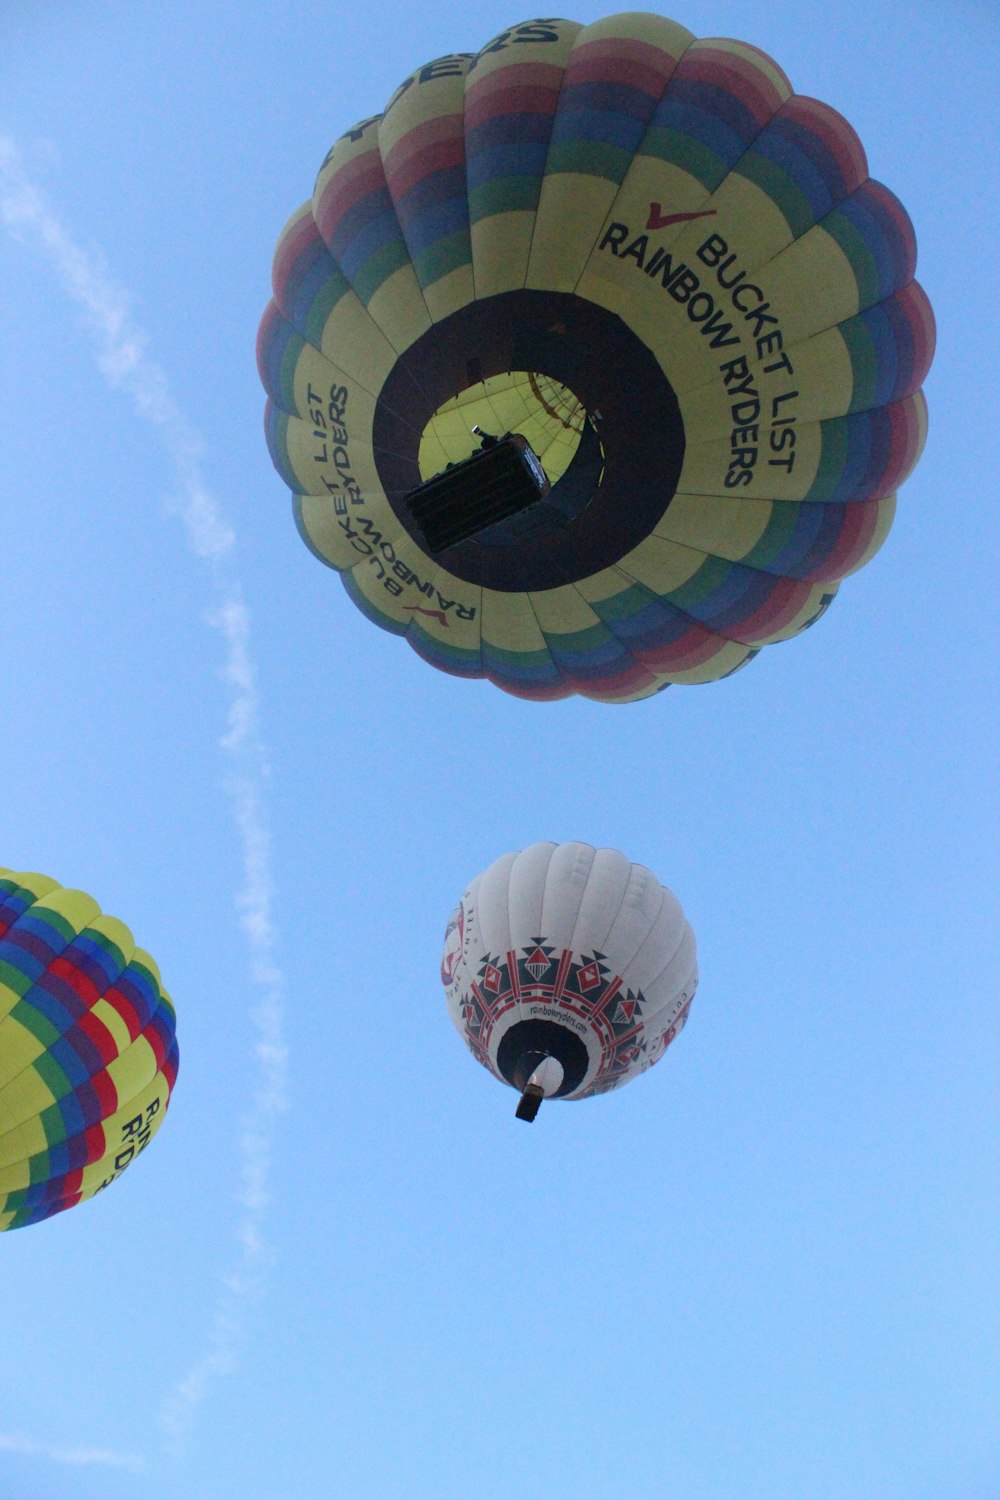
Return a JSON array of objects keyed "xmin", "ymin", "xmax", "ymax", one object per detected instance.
[{"xmin": 646, "ymin": 203, "xmax": 718, "ymax": 231}]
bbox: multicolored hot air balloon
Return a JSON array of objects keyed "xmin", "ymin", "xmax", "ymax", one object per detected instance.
[
  {"xmin": 0, "ymin": 870, "xmax": 178, "ymax": 1231},
  {"xmin": 441, "ymin": 842, "xmax": 696, "ymax": 1119},
  {"xmin": 258, "ymin": 12, "xmax": 934, "ymax": 703}
]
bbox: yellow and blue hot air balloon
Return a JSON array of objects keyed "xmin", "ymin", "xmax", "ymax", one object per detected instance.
[
  {"xmin": 0, "ymin": 869, "xmax": 178, "ymax": 1231},
  {"xmin": 258, "ymin": 12, "xmax": 934, "ymax": 703}
]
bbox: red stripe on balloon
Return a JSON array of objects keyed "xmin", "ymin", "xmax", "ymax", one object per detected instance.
[
  {"xmin": 55, "ymin": 1167, "xmax": 84, "ymax": 1200},
  {"xmin": 384, "ymin": 111, "xmax": 464, "ymax": 169},
  {"xmin": 143, "ymin": 1013, "xmax": 171, "ymax": 1072},
  {"xmin": 465, "ymin": 64, "xmax": 566, "ymax": 128},
  {"xmin": 271, "ymin": 206, "xmax": 320, "ymax": 302},
  {"xmin": 314, "ymin": 150, "xmax": 387, "ymax": 244},
  {"xmin": 677, "ymin": 43, "xmax": 789, "ymax": 126},
  {"xmin": 82, "ymin": 1121, "xmax": 106, "ymax": 1165},
  {"xmin": 102, "ymin": 983, "xmax": 143, "ymax": 1042},
  {"xmin": 48, "ymin": 954, "xmax": 101, "ymax": 1010},
  {"xmin": 856, "ymin": 396, "xmax": 924, "ymax": 507},
  {"xmin": 880, "ymin": 398, "xmax": 917, "ymax": 494},
  {"xmin": 780, "ymin": 95, "xmax": 868, "ymax": 194},
  {"xmin": 563, "ymin": 37, "xmax": 684, "ymax": 96},
  {"xmin": 634, "ymin": 622, "xmax": 729, "ymax": 673},
  {"xmin": 561, "ymin": 660, "xmax": 658, "ymax": 699},
  {"xmin": 864, "ymin": 179, "xmax": 918, "ymax": 283},
  {"xmin": 162, "ymin": 1051, "xmax": 179, "ymax": 1092},
  {"xmin": 255, "ymin": 301, "xmax": 280, "ymax": 389},
  {"xmin": 810, "ymin": 503, "xmax": 873, "ymax": 581},
  {"xmin": 384, "ymin": 130, "xmax": 466, "ymax": 202},
  {"xmin": 89, "ymin": 1068, "xmax": 118, "ymax": 1119},
  {"xmin": 74, "ymin": 1007, "xmax": 121, "ymax": 1067},
  {"xmin": 899, "ymin": 283, "xmax": 936, "ymax": 391},
  {"xmin": 732, "ymin": 576, "xmax": 815, "ymax": 642},
  {"xmin": 492, "ymin": 676, "xmax": 575, "ymax": 702}
]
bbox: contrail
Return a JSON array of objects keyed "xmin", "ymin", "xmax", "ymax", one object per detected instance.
[
  {"xmin": 0, "ymin": 1432, "xmax": 144, "ymax": 1473},
  {"xmin": 0, "ymin": 137, "xmax": 289, "ymax": 1450}
]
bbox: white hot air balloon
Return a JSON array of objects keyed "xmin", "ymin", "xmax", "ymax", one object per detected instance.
[{"xmin": 441, "ymin": 842, "xmax": 697, "ymax": 1121}]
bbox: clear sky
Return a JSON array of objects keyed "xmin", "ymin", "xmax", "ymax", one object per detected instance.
[{"xmin": 1, "ymin": 3, "xmax": 997, "ymax": 1498}]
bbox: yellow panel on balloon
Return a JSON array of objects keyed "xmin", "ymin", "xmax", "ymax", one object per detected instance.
[
  {"xmin": 466, "ymin": 18, "xmax": 582, "ymax": 296},
  {"xmin": 294, "ymin": 494, "xmax": 404, "ymax": 573},
  {"xmin": 377, "ymin": 53, "xmax": 477, "ymax": 324},
  {"xmin": 0, "ymin": 1017, "xmax": 45, "ymax": 1098},
  {"xmin": 526, "ymin": 177, "xmax": 621, "ymax": 294},
  {"xmin": 480, "ymin": 590, "xmax": 550, "ymax": 655},
  {"xmin": 346, "ymin": 536, "xmax": 481, "ymax": 636},
  {"xmin": 367, "ymin": 266, "xmax": 436, "ymax": 356},
  {"xmin": 678, "ymin": 426, "xmax": 825, "ymax": 502},
  {"xmin": 764, "ymin": 229, "xmax": 862, "ymax": 341},
  {"xmin": 279, "ymin": 409, "xmax": 388, "ymax": 502},
  {"xmin": 655, "ymin": 493, "xmax": 775, "ymax": 562},
  {"xmin": 613, "ymin": 531, "xmax": 706, "ymax": 595},
  {"xmin": 315, "ymin": 281, "xmax": 399, "ymax": 393}
]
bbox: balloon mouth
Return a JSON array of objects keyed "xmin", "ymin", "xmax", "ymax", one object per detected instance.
[
  {"xmin": 496, "ymin": 1018, "xmax": 590, "ymax": 1099},
  {"xmin": 409, "ymin": 369, "xmax": 603, "ymax": 552},
  {"xmin": 407, "ymin": 430, "xmax": 555, "ymax": 553},
  {"xmin": 373, "ymin": 290, "xmax": 685, "ymax": 593},
  {"xmin": 408, "ymin": 371, "xmax": 604, "ymax": 553},
  {"xmin": 418, "ymin": 370, "xmax": 592, "ymax": 489}
]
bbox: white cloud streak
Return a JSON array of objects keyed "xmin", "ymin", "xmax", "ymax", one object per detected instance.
[
  {"xmin": 0, "ymin": 138, "xmax": 289, "ymax": 1450},
  {"xmin": 0, "ymin": 1432, "xmax": 144, "ymax": 1473}
]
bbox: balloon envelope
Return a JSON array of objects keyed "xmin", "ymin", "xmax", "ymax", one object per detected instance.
[
  {"xmin": 259, "ymin": 12, "xmax": 934, "ymax": 702},
  {"xmin": 441, "ymin": 842, "xmax": 697, "ymax": 1104},
  {"xmin": 0, "ymin": 870, "xmax": 178, "ymax": 1231}
]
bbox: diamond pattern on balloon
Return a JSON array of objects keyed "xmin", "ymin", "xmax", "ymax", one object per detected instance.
[
  {"xmin": 524, "ymin": 945, "xmax": 552, "ymax": 981},
  {"xmin": 577, "ymin": 960, "xmax": 603, "ymax": 992}
]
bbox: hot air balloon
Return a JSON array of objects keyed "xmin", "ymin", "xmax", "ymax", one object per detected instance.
[
  {"xmin": 258, "ymin": 12, "xmax": 934, "ymax": 704},
  {"xmin": 441, "ymin": 842, "xmax": 696, "ymax": 1119},
  {"xmin": 0, "ymin": 869, "xmax": 178, "ymax": 1231}
]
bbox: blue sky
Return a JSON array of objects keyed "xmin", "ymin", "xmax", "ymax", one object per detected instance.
[{"xmin": 1, "ymin": 3, "xmax": 997, "ymax": 1497}]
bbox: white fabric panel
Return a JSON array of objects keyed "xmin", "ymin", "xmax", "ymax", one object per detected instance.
[
  {"xmin": 538, "ymin": 841, "xmax": 597, "ymax": 950},
  {"xmin": 639, "ymin": 972, "xmax": 698, "ymax": 1044},
  {"xmin": 567, "ymin": 846, "xmax": 633, "ymax": 955},
  {"xmin": 602, "ymin": 862, "xmax": 667, "ymax": 976},
  {"xmin": 638, "ymin": 924, "xmax": 698, "ymax": 1013},
  {"xmin": 506, "ymin": 842, "xmax": 556, "ymax": 947},
  {"xmin": 619, "ymin": 887, "xmax": 691, "ymax": 997},
  {"xmin": 473, "ymin": 851, "xmax": 519, "ymax": 962}
]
